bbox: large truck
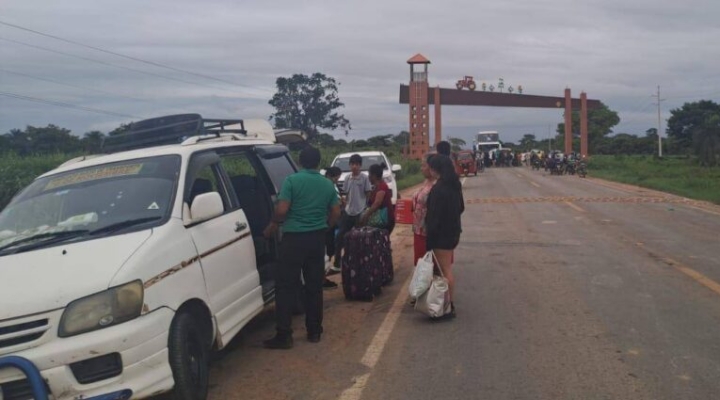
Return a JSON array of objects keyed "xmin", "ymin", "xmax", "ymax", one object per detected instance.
[{"xmin": 474, "ymin": 131, "xmax": 502, "ymax": 154}]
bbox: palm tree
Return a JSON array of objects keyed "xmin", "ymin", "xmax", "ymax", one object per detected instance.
[{"xmin": 692, "ymin": 114, "xmax": 720, "ymax": 166}]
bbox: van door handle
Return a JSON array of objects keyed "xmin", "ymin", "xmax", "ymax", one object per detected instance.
[{"xmin": 235, "ymin": 222, "xmax": 247, "ymax": 232}]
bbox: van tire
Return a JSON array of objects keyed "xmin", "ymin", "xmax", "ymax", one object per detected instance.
[{"xmin": 169, "ymin": 311, "xmax": 210, "ymax": 400}]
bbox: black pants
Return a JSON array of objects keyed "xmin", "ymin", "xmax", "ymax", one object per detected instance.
[
  {"xmin": 275, "ymin": 229, "xmax": 326, "ymax": 336},
  {"xmin": 334, "ymin": 213, "xmax": 360, "ymax": 266},
  {"xmin": 325, "ymin": 225, "xmax": 337, "ymax": 259}
]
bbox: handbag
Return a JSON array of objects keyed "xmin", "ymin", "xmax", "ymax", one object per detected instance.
[
  {"xmin": 408, "ymin": 250, "xmax": 434, "ymax": 300},
  {"xmin": 414, "ymin": 256, "xmax": 451, "ymax": 318},
  {"xmin": 365, "ymin": 207, "xmax": 388, "ymax": 228}
]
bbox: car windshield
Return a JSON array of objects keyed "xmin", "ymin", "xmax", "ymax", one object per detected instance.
[
  {"xmin": 0, "ymin": 155, "xmax": 180, "ymax": 253},
  {"xmin": 333, "ymin": 155, "xmax": 387, "ymax": 172}
]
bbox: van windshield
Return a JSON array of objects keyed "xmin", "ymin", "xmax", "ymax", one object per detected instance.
[
  {"xmin": 0, "ymin": 155, "xmax": 180, "ymax": 254},
  {"xmin": 333, "ymin": 155, "xmax": 387, "ymax": 172}
]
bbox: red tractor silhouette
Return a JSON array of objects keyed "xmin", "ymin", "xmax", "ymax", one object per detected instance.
[{"xmin": 456, "ymin": 76, "xmax": 477, "ymax": 91}]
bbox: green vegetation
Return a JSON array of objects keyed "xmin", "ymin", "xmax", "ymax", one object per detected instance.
[
  {"xmin": 589, "ymin": 155, "xmax": 720, "ymax": 204},
  {"xmin": 0, "ymin": 153, "xmax": 74, "ymax": 209}
]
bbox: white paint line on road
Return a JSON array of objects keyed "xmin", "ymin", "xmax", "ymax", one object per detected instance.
[
  {"xmin": 516, "ymin": 173, "xmax": 523, "ymax": 178},
  {"xmin": 338, "ymin": 274, "xmax": 413, "ymax": 400},
  {"xmin": 565, "ymin": 201, "xmax": 586, "ymax": 213},
  {"xmin": 461, "ymin": 177, "xmax": 467, "ymax": 186},
  {"xmin": 530, "ymin": 181, "xmax": 541, "ymax": 188},
  {"xmin": 541, "ymin": 220, "xmax": 557, "ymax": 224}
]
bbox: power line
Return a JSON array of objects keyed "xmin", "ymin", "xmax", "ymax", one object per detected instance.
[
  {"xmin": 0, "ymin": 68, "xmax": 148, "ymax": 103},
  {"xmin": 0, "ymin": 20, "xmax": 272, "ymax": 94},
  {"xmin": 0, "ymin": 37, "xmax": 265, "ymax": 98},
  {"xmin": 0, "ymin": 91, "xmax": 141, "ymax": 119}
]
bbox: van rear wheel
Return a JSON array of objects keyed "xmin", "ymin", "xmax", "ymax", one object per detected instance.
[{"xmin": 169, "ymin": 312, "xmax": 210, "ymax": 400}]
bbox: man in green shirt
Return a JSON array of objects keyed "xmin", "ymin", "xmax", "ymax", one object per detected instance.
[{"xmin": 263, "ymin": 146, "xmax": 341, "ymax": 349}]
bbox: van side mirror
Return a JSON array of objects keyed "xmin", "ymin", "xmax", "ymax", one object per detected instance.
[
  {"xmin": 187, "ymin": 192, "xmax": 224, "ymax": 225},
  {"xmin": 391, "ymin": 164, "xmax": 402, "ymax": 172}
]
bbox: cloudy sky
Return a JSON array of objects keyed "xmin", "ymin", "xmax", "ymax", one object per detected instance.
[{"xmin": 1, "ymin": 0, "xmax": 719, "ymax": 145}]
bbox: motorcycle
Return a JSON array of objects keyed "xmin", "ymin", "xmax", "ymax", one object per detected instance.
[
  {"xmin": 577, "ymin": 161, "xmax": 587, "ymax": 178},
  {"xmin": 531, "ymin": 158, "xmax": 541, "ymax": 171},
  {"xmin": 565, "ymin": 160, "xmax": 576, "ymax": 175}
]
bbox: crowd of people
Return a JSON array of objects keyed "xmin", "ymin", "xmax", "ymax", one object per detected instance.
[{"xmin": 262, "ymin": 141, "xmax": 464, "ymax": 349}]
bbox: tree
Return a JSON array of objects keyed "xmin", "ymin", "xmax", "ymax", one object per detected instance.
[
  {"xmin": 667, "ymin": 100, "xmax": 720, "ymax": 151},
  {"xmin": 82, "ymin": 131, "xmax": 106, "ymax": 153},
  {"xmin": 268, "ymin": 73, "xmax": 351, "ymax": 138},
  {"xmin": 393, "ymin": 131, "xmax": 409, "ymax": 147},
  {"xmin": 557, "ymin": 103, "xmax": 620, "ymax": 152},
  {"xmin": 519, "ymin": 134, "xmax": 537, "ymax": 150},
  {"xmin": 309, "ymin": 133, "xmax": 338, "ymax": 147},
  {"xmin": 448, "ymin": 137, "xmax": 466, "ymax": 152},
  {"xmin": 692, "ymin": 114, "xmax": 720, "ymax": 166},
  {"xmin": 367, "ymin": 134, "xmax": 393, "ymax": 148},
  {"xmin": 108, "ymin": 122, "xmax": 132, "ymax": 136}
]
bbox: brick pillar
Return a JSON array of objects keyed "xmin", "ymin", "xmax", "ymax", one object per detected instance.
[
  {"xmin": 580, "ymin": 92, "xmax": 588, "ymax": 157},
  {"xmin": 434, "ymin": 86, "xmax": 442, "ymax": 145},
  {"xmin": 408, "ymin": 80, "xmax": 430, "ymax": 160},
  {"xmin": 564, "ymin": 88, "xmax": 572, "ymax": 154}
]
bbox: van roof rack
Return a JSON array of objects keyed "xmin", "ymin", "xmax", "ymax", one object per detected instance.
[{"xmin": 102, "ymin": 114, "xmax": 250, "ymax": 153}]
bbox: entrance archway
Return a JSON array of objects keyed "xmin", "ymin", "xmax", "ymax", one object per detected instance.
[{"xmin": 400, "ymin": 54, "xmax": 603, "ymax": 159}]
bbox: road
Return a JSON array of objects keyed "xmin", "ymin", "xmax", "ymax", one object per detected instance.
[{"xmin": 158, "ymin": 166, "xmax": 720, "ymax": 400}]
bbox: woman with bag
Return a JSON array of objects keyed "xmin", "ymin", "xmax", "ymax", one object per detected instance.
[
  {"xmin": 425, "ymin": 155, "xmax": 463, "ymax": 319},
  {"xmin": 360, "ymin": 164, "xmax": 395, "ymax": 232},
  {"xmin": 412, "ymin": 153, "xmax": 437, "ymax": 264}
]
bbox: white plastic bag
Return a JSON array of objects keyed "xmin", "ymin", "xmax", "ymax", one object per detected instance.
[
  {"xmin": 414, "ymin": 274, "xmax": 451, "ymax": 318},
  {"xmin": 408, "ymin": 251, "xmax": 435, "ymax": 300}
]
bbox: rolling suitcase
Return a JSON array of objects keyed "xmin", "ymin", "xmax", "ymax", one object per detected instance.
[{"xmin": 342, "ymin": 227, "xmax": 387, "ymax": 301}]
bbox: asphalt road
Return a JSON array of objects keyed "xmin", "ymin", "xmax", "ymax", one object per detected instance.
[{"xmin": 156, "ymin": 166, "xmax": 720, "ymax": 400}]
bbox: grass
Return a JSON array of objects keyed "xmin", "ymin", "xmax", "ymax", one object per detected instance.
[{"xmin": 588, "ymin": 155, "xmax": 720, "ymax": 204}]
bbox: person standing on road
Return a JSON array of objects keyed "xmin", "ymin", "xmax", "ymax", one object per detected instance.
[
  {"xmin": 360, "ymin": 164, "xmax": 395, "ymax": 232},
  {"xmin": 436, "ymin": 140, "xmax": 451, "ymax": 157},
  {"xmin": 412, "ymin": 153, "xmax": 437, "ymax": 264},
  {"xmin": 263, "ymin": 146, "xmax": 341, "ymax": 349},
  {"xmin": 425, "ymin": 155, "xmax": 463, "ymax": 319},
  {"xmin": 331, "ymin": 154, "xmax": 372, "ymax": 272}
]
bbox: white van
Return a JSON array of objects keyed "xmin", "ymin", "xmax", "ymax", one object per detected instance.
[{"xmin": 0, "ymin": 114, "xmax": 305, "ymax": 399}]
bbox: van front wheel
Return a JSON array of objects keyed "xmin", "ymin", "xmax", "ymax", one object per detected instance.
[{"xmin": 169, "ymin": 312, "xmax": 210, "ymax": 400}]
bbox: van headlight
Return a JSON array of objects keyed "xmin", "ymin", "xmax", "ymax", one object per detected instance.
[{"xmin": 59, "ymin": 280, "xmax": 144, "ymax": 337}]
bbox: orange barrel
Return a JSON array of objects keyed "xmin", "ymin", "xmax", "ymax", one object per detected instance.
[{"xmin": 395, "ymin": 198, "xmax": 413, "ymax": 224}]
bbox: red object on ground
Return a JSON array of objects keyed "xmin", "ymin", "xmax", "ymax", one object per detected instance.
[{"xmin": 395, "ymin": 198, "xmax": 413, "ymax": 224}]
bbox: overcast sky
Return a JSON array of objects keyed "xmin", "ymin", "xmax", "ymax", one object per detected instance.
[{"xmin": 1, "ymin": 0, "xmax": 719, "ymax": 145}]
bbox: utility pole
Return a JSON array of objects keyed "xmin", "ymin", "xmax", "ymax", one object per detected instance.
[
  {"xmin": 651, "ymin": 85, "xmax": 665, "ymax": 157},
  {"xmin": 547, "ymin": 124, "xmax": 552, "ymax": 152}
]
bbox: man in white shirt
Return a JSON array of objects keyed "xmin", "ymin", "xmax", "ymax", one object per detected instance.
[{"xmin": 330, "ymin": 154, "xmax": 372, "ymax": 272}]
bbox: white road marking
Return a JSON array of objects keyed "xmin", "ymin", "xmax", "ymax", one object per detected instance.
[
  {"xmin": 338, "ymin": 274, "xmax": 413, "ymax": 400},
  {"xmin": 530, "ymin": 181, "xmax": 541, "ymax": 188},
  {"xmin": 541, "ymin": 220, "xmax": 557, "ymax": 224},
  {"xmin": 461, "ymin": 177, "xmax": 467, "ymax": 186}
]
